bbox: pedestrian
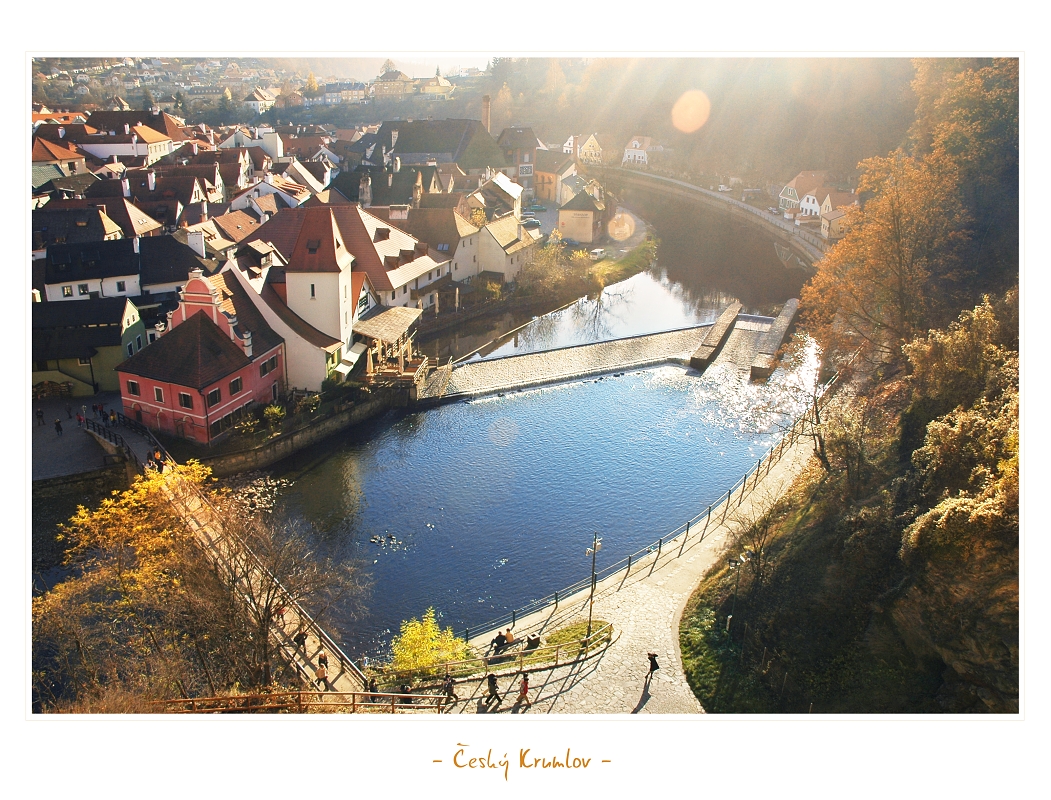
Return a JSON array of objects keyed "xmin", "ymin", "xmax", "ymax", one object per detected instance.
[
  {"xmin": 293, "ymin": 628, "xmax": 308, "ymax": 651},
  {"xmin": 81, "ymin": 404, "xmax": 87, "ymax": 420},
  {"xmin": 485, "ymin": 673, "xmax": 500, "ymax": 706},
  {"xmin": 516, "ymin": 673, "xmax": 531, "ymax": 708},
  {"xmin": 315, "ymin": 664, "xmax": 328, "ymax": 691},
  {"xmin": 317, "ymin": 650, "xmax": 328, "ymax": 671},
  {"xmin": 76, "ymin": 412, "xmax": 84, "ymax": 428},
  {"xmin": 65, "ymin": 403, "xmax": 73, "ymax": 419},
  {"xmin": 275, "ymin": 605, "xmax": 286, "ymax": 625},
  {"xmin": 647, "ymin": 652, "xmax": 660, "ymax": 677},
  {"xmin": 368, "ymin": 677, "xmax": 379, "ymax": 703},
  {"xmin": 54, "ymin": 419, "xmax": 63, "ymax": 437},
  {"xmin": 36, "ymin": 408, "xmax": 43, "ymax": 426},
  {"xmin": 109, "ymin": 409, "xmax": 117, "ymax": 425},
  {"xmin": 399, "ymin": 683, "xmax": 413, "ymax": 704},
  {"xmin": 443, "ymin": 672, "xmax": 458, "ymax": 702}
]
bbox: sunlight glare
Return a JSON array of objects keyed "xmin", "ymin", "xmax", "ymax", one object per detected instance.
[
  {"xmin": 671, "ymin": 90, "xmax": 711, "ymax": 133},
  {"xmin": 607, "ymin": 212, "xmax": 636, "ymax": 241}
]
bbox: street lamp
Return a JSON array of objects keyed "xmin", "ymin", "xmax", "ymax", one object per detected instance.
[
  {"xmin": 727, "ymin": 551, "xmax": 750, "ymax": 635},
  {"xmin": 586, "ymin": 533, "xmax": 602, "ymax": 639}
]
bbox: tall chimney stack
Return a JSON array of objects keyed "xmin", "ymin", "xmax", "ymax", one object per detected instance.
[{"xmin": 482, "ymin": 95, "xmax": 491, "ymax": 134}]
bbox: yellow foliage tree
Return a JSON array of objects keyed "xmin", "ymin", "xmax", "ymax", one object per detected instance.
[{"xmin": 389, "ymin": 608, "xmax": 468, "ymax": 676}]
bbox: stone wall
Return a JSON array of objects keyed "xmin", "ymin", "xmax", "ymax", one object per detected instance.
[
  {"xmin": 199, "ymin": 395, "xmax": 393, "ymax": 477},
  {"xmin": 32, "ymin": 463, "xmax": 130, "ymax": 499}
]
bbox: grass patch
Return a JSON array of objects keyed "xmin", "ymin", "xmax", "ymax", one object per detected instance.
[{"xmin": 592, "ymin": 236, "xmax": 657, "ymax": 287}]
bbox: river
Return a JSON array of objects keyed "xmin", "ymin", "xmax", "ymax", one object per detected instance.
[{"xmin": 259, "ymin": 200, "xmax": 814, "ymax": 658}]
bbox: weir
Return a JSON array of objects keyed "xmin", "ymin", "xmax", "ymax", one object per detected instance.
[{"xmin": 419, "ymin": 299, "xmax": 800, "ymax": 402}]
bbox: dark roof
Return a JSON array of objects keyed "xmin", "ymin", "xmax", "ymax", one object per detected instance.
[
  {"xmin": 115, "ymin": 311, "xmax": 250, "ymax": 389},
  {"xmin": 44, "ymin": 235, "xmax": 211, "ymax": 288},
  {"xmin": 331, "ymin": 164, "xmax": 439, "ymax": 207},
  {"xmin": 205, "ymin": 271, "xmax": 283, "ymax": 358},
  {"xmin": 536, "ymin": 149, "xmax": 574, "ymax": 174},
  {"xmin": 497, "ymin": 127, "xmax": 538, "ymax": 150},
  {"xmin": 32, "ymin": 207, "xmax": 122, "ymax": 250},
  {"xmin": 561, "ymin": 189, "xmax": 605, "ymax": 212},
  {"xmin": 32, "ymin": 297, "xmax": 135, "ymax": 361},
  {"xmin": 38, "ymin": 172, "xmax": 100, "ymax": 197},
  {"xmin": 376, "ymin": 119, "xmax": 508, "ymax": 170}
]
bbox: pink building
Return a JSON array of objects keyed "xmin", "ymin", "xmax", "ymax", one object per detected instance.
[{"xmin": 115, "ymin": 268, "xmax": 285, "ymax": 444}]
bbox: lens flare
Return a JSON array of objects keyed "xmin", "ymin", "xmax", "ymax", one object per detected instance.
[
  {"xmin": 671, "ymin": 90, "xmax": 711, "ymax": 134},
  {"xmin": 607, "ymin": 211, "xmax": 636, "ymax": 242}
]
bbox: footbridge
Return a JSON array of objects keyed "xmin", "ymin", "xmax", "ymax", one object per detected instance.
[{"xmin": 416, "ymin": 299, "xmax": 799, "ymax": 402}]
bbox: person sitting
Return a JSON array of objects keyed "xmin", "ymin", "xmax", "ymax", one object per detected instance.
[
  {"xmin": 491, "ymin": 631, "xmax": 507, "ymax": 653},
  {"xmin": 503, "ymin": 627, "xmax": 515, "ymax": 646}
]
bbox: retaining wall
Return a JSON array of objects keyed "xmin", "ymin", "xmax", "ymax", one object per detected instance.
[{"xmin": 199, "ymin": 396, "xmax": 393, "ymax": 477}]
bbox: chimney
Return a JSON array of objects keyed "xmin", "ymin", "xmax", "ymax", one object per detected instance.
[
  {"xmin": 393, "ymin": 156, "xmax": 401, "ymax": 173},
  {"xmin": 124, "ymin": 123, "xmax": 130, "ymax": 134},
  {"xmin": 154, "ymin": 321, "xmax": 166, "ymax": 338},
  {"xmin": 388, "ymin": 172, "xmax": 393, "ymax": 188},
  {"xmin": 147, "ymin": 169, "xmax": 156, "ymax": 192},
  {"xmin": 133, "ymin": 236, "xmax": 140, "ymax": 253},
  {"xmin": 111, "ymin": 154, "xmax": 119, "ymax": 164},
  {"xmin": 192, "ymin": 142, "xmax": 198, "ymax": 155},
  {"xmin": 58, "ymin": 127, "xmax": 65, "ymax": 139},
  {"xmin": 121, "ymin": 177, "xmax": 131, "ymax": 198},
  {"xmin": 187, "ymin": 229, "xmax": 206, "ymax": 258},
  {"xmin": 482, "ymin": 95, "xmax": 491, "ymax": 133},
  {"xmin": 242, "ymin": 330, "xmax": 253, "ymax": 358}
]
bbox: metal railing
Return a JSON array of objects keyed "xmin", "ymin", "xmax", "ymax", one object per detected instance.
[
  {"xmin": 83, "ymin": 417, "xmax": 140, "ymax": 466},
  {"xmin": 458, "ymin": 372, "xmax": 840, "ymax": 642},
  {"xmin": 107, "ymin": 411, "xmax": 368, "ymax": 691},
  {"xmin": 152, "ymin": 689, "xmax": 445, "ymax": 714}
]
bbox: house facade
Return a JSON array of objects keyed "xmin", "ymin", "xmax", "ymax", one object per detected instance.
[{"xmin": 116, "ymin": 268, "xmax": 284, "ymax": 444}]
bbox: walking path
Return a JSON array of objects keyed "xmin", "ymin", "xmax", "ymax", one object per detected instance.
[{"xmin": 445, "ymin": 433, "xmax": 816, "ymax": 714}]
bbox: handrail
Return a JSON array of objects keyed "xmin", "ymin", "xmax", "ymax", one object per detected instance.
[
  {"xmin": 457, "ymin": 370, "xmax": 840, "ymax": 640},
  {"xmin": 83, "ymin": 417, "xmax": 140, "ymax": 466},
  {"xmin": 109, "ymin": 411, "xmax": 367, "ymax": 689},
  {"xmin": 151, "ymin": 689, "xmax": 445, "ymax": 714}
]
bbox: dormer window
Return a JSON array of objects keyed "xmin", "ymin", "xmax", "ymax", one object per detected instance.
[{"xmin": 306, "ymin": 238, "xmax": 320, "ymax": 254}]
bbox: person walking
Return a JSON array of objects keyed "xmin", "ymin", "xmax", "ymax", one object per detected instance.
[
  {"xmin": 81, "ymin": 404, "xmax": 87, "ymax": 420},
  {"xmin": 36, "ymin": 408, "xmax": 44, "ymax": 426},
  {"xmin": 109, "ymin": 409, "xmax": 117, "ymax": 425},
  {"xmin": 54, "ymin": 419, "xmax": 63, "ymax": 437},
  {"xmin": 516, "ymin": 673, "xmax": 531, "ymax": 708},
  {"xmin": 443, "ymin": 673, "xmax": 458, "ymax": 703},
  {"xmin": 647, "ymin": 652, "xmax": 660, "ymax": 678},
  {"xmin": 485, "ymin": 673, "xmax": 501, "ymax": 707},
  {"xmin": 317, "ymin": 650, "xmax": 328, "ymax": 671},
  {"xmin": 76, "ymin": 412, "xmax": 84, "ymax": 428},
  {"xmin": 65, "ymin": 403, "xmax": 73, "ymax": 419},
  {"xmin": 314, "ymin": 664, "xmax": 328, "ymax": 691},
  {"xmin": 293, "ymin": 629, "xmax": 308, "ymax": 652},
  {"xmin": 275, "ymin": 605, "xmax": 286, "ymax": 625}
]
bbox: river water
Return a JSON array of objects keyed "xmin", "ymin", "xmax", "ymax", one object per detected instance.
[{"xmin": 262, "ymin": 200, "xmax": 815, "ymax": 658}]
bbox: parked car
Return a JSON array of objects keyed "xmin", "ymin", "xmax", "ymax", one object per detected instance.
[
  {"xmin": 590, "ymin": 248, "xmax": 605, "ymax": 261},
  {"xmin": 528, "ymin": 204, "xmax": 547, "ymax": 212},
  {"xmin": 561, "ymin": 238, "xmax": 580, "ymax": 247},
  {"xmin": 522, "ymin": 219, "xmax": 542, "ymax": 229}
]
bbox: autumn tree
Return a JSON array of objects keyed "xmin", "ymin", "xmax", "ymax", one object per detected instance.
[
  {"xmin": 33, "ymin": 461, "xmax": 364, "ymax": 710},
  {"xmin": 389, "ymin": 608, "xmax": 469, "ymax": 678},
  {"xmin": 380, "ymin": 59, "xmax": 397, "ymax": 75},
  {"xmin": 304, "ymin": 71, "xmax": 320, "ymax": 97},
  {"xmin": 800, "ymin": 151, "xmax": 969, "ymax": 367}
]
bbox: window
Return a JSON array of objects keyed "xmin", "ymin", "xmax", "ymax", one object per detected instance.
[
  {"xmin": 127, "ymin": 343, "xmax": 134, "ymax": 356},
  {"xmin": 402, "ymin": 286, "xmax": 407, "ymax": 295},
  {"xmin": 179, "ymin": 392, "xmax": 193, "ymax": 409},
  {"xmin": 78, "ymin": 284, "xmax": 90, "ymax": 296},
  {"xmin": 310, "ymin": 283, "xmax": 315, "ymax": 298},
  {"xmin": 391, "ymin": 291, "xmax": 396, "ymax": 301},
  {"xmin": 344, "ymin": 285, "xmax": 347, "ymax": 299},
  {"xmin": 135, "ymin": 335, "xmax": 142, "ymax": 351},
  {"xmin": 62, "ymin": 285, "xmax": 73, "ymax": 297},
  {"xmin": 207, "ymin": 388, "xmax": 221, "ymax": 407},
  {"xmin": 127, "ymin": 380, "xmax": 140, "ymax": 396},
  {"xmin": 345, "ymin": 311, "xmax": 348, "ymax": 325},
  {"xmin": 154, "ymin": 387, "xmax": 164, "ymax": 402},
  {"xmin": 116, "ymin": 280, "xmax": 126, "ymax": 292},
  {"xmin": 229, "ymin": 377, "xmax": 242, "ymax": 396},
  {"xmin": 268, "ymin": 355, "xmax": 277, "ymax": 372}
]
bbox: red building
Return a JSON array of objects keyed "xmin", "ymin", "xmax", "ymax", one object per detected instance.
[{"xmin": 115, "ymin": 267, "xmax": 285, "ymax": 444}]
